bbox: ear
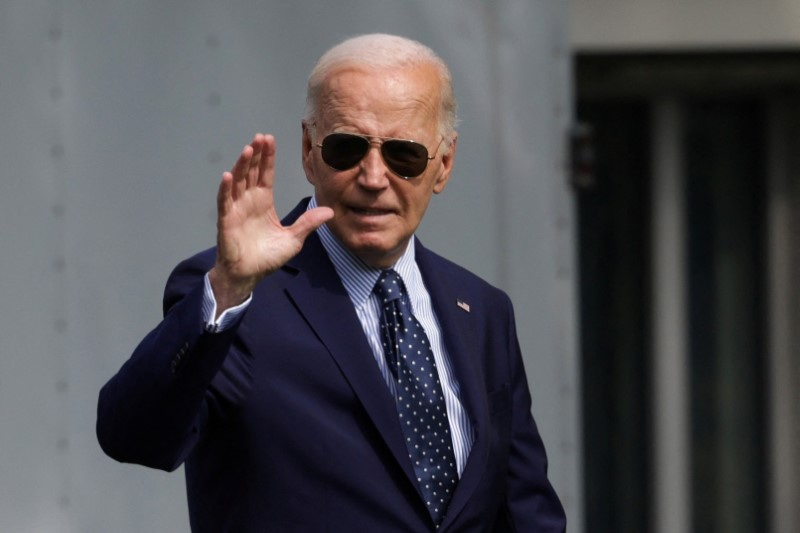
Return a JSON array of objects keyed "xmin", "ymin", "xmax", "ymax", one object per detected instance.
[
  {"xmin": 432, "ymin": 133, "xmax": 457, "ymax": 194},
  {"xmin": 301, "ymin": 121, "xmax": 316, "ymax": 185}
]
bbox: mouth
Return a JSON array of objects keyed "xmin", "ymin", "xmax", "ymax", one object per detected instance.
[{"xmin": 348, "ymin": 205, "xmax": 396, "ymax": 217}]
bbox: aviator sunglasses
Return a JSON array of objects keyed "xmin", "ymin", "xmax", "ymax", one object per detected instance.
[{"xmin": 315, "ymin": 131, "xmax": 444, "ymax": 180}]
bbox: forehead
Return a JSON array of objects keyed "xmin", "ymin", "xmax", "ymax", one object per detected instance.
[{"xmin": 317, "ymin": 65, "xmax": 441, "ymax": 136}]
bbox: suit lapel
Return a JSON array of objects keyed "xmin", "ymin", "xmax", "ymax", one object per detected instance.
[
  {"xmin": 415, "ymin": 242, "xmax": 492, "ymax": 528},
  {"xmin": 280, "ymin": 226, "xmax": 421, "ymax": 492}
]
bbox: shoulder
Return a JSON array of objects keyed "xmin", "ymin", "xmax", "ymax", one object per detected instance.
[
  {"xmin": 172, "ymin": 246, "xmax": 217, "ymax": 276},
  {"xmin": 162, "ymin": 247, "xmax": 217, "ymax": 315}
]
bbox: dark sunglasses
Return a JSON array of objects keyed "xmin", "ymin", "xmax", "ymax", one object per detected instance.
[{"xmin": 316, "ymin": 132, "xmax": 443, "ymax": 179}]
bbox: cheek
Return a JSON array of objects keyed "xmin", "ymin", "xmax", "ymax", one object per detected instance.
[
  {"xmin": 397, "ymin": 200, "xmax": 428, "ymax": 232},
  {"xmin": 409, "ymin": 186, "xmax": 436, "ymax": 215},
  {"xmin": 314, "ymin": 174, "xmax": 347, "ymax": 200}
]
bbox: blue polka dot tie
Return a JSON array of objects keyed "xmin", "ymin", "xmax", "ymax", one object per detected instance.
[{"xmin": 374, "ymin": 269, "xmax": 458, "ymax": 527}]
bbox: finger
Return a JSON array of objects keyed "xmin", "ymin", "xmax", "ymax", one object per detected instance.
[
  {"xmin": 231, "ymin": 143, "xmax": 253, "ymax": 180},
  {"xmin": 288, "ymin": 206, "xmax": 334, "ymax": 242},
  {"xmin": 257, "ymin": 134, "xmax": 276, "ymax": 189},
  {"xmin": 247, "ymin": 133, "xmax": 265, "ymax": 189},
  {"xmin": 217, "ymin": 172, "xmax": 234, "ymax": 218},
  {"xmin": 230, "ymin": 144, "xmax": 253, "ymax": 200}
]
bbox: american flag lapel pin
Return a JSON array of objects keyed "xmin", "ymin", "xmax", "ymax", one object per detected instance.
[{"xmin": 456, "ymin": 299, "xmax": 471, "ymax": 313}]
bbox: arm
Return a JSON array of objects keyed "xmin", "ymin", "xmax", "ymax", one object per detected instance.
[
  {"xmin": 96, "ymin": 134, "xmax": 333, "ymax": 470},
  {"xmin": 96, "ymin": 256, "xmax": 238, "ymax": 470}
]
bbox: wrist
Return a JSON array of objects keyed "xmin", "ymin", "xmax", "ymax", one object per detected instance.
[{"xmin": 208, "ymin": 266, "xmax": 256, "ymax": 314}]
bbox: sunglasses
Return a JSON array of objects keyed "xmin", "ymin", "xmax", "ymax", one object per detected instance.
[{"xmin": 316, "ymin": 132, "xmax": 443, "ymax": 179}]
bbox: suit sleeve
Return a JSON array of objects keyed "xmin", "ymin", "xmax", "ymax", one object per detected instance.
[
  {"xmin": 96, "ymin": 253, "xmax": 245, "ymax": 471},
  {"xmin": 500, "ymin": 296, "xmax": 567, "ymax": 532}
]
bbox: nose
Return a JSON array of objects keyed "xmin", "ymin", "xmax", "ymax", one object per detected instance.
[{"xmin": 357, "ymin": 142, "xmax": 391, "ymax": 190}]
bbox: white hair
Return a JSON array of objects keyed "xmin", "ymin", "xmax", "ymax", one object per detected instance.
[{"xmin": 305, "ymin": 33, "xmax": 458, "ymax": 139}]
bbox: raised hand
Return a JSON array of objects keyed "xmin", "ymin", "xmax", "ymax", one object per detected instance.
[{"xmin": 208, "ymin": 133, "xmax": 333, "ymax": 314}]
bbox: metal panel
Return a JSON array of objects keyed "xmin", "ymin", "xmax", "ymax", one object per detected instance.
[{"xmin": 0, "ymin": 1, "xmax": 578, "ymax": 531}]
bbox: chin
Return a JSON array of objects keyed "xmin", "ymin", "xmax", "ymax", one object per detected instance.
[{"xmin": 348, "ymin": 239, "xmax": 403, "ymax": 268}]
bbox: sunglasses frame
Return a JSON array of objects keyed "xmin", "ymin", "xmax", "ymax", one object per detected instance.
[{"xmin": 313, "ymin": 129, "xmax": 444, "ymax": 180}]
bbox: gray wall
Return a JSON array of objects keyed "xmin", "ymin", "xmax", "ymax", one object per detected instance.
[{"xmin": 0, "ymin": 1, "xmax": 579, "ymax": 531}]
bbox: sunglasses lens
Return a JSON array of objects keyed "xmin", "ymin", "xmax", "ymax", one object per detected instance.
[
  {"xmin": 321, "ymin": 133, "xmax": 369, "ymax": 171},
  {"xmin": 382, "ymin": 140, "xmax": 429, "ymax": 178},
  {"xmin": 319, "ymin": 133, "xmax": 431, "ymax": 178}
]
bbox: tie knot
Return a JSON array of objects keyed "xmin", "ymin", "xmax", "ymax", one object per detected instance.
[{"xmin": 374, "ymin": 269, "xmax": 405, "ymax": 303}]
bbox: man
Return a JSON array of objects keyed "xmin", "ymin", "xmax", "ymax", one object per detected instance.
[{"xmin": 97, "ymin": 33, "xmax": 566, "ymax": 532}]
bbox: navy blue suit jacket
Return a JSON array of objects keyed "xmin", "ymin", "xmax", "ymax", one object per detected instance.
[{"xmin": 97, "ymin": 199, "xmax": 566, "ymax": 532}]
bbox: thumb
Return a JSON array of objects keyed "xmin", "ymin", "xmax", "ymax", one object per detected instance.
[{"xmin": 288, "ymin": 206, "xmax": 335, "ymax": 242}]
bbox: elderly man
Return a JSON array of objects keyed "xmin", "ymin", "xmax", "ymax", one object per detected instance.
[{"xmin": 97, "ymin": 34, "xmax": 566, "ymax": 532}]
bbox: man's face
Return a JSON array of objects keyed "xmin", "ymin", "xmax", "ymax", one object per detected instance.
[{"xmin": 302, "ymin": 64, "xmax": 456, "ymax": 269}]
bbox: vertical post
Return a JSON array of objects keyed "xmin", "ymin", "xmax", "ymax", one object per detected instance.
[
  {"xmin": 651, "ymin": 99, "xmax": 690, "ymax": 533},
  {"xmin": 766, "ymin": 98, "xmax": 800, "ymax": 533}
]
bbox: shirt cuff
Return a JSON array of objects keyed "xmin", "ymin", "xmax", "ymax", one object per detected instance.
[{"xmin": 202, "ymin": 272, "xmax": 252, "ymax": 333}]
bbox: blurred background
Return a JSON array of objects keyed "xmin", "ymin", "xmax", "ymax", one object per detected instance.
[
  {"xmin": 0, "ymin": 1, "xmax": 797, "ymax": 532},
  {"xmin": 571, "ymin": 1, "xmax": 800, "ymax": 532}
]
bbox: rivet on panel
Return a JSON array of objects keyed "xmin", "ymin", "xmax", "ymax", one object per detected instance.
[{"xmin": 48, "ymin": 26, "xmax": 63, "ymax": 42}]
